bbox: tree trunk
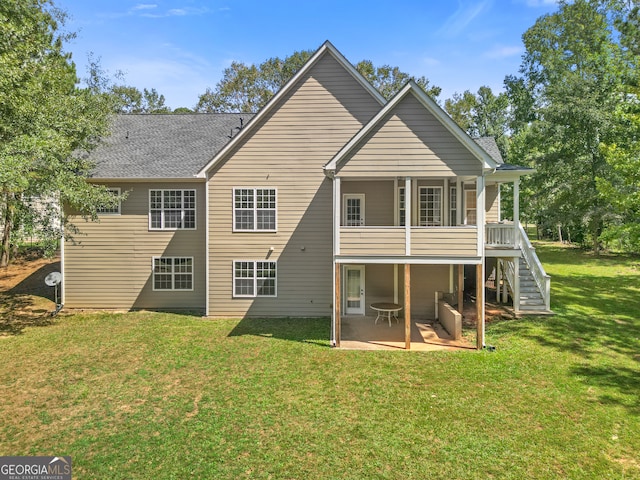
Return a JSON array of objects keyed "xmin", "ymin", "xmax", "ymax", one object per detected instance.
[{"xmin": 1, "ymin": 200, "xmax": 14, "ymax": 267}]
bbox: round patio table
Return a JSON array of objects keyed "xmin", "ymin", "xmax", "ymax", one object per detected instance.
[{"xmin": 370, "ymin": 303, "xmax": 403, "ymax": 327}]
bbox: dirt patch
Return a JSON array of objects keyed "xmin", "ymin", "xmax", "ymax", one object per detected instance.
[{"xmin": 0, "ymin": 250, "xmax": 61, "ymax": 336}]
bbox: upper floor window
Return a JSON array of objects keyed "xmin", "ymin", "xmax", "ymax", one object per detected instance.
[
  {"xmin": 149, "ymin": 189, "xmax": 196, "ymax": 230},
  {"xmin": 419, "ymin": 187, "xmax": 442, "ymax": 226},
  {"xmin": 233, "ymin": 188, "xmax": 277, "ymax": 232},
  {"xmin": 97, "ymin": 188, "xmax": 121, "ymax": 215},
  {"xmin": 449, "ymin": 186, "xmax": 457, "ymax": 226},
  {"xmin": 465, "ymin": 189, "xmax": 477, "ymax": 225},
  {"xmin": 398, "ymin": 187, "xmax": 406, "ymax": 227}
]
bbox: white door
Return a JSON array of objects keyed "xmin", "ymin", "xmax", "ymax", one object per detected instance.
[
  {"xmin": 344, "ymin": 266, "xmax": 365, "ymax": 315},
  {"xmin": 343, "ymin": 194, "xmax": 365, "ymax": 226}
]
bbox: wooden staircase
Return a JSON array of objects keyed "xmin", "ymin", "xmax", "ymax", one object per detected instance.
[{"xmin": 517, "ymin": 257, "xmax": 549, "ymax": 312}]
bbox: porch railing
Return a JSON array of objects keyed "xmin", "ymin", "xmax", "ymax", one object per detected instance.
[{"xmin": 486, "ymin": 223, "xmax": 516, "ymax": 248}]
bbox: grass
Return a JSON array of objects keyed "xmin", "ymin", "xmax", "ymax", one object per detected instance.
[{"xmin": 1, "ymin": 243, "xmax": 639, "ymax": 479}]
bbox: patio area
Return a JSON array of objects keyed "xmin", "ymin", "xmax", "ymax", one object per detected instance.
[{"xmin": 339, "ymin": 315, "xmax": 474, "ymax": 351}]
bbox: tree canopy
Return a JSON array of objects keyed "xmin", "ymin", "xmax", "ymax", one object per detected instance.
[
  {"xmin": 195, "ymin": 50, "xmax": 441, "ymax": 113},
  {"xmin": 504, "ymin": 0, "xmax": 637, "ymax": 252},
  {"xmin": 0, "ymin": 0, "xmax": 118, "ymax": 265}
]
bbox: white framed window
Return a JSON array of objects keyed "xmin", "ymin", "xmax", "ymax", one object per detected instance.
[
  {"xmin": 398, "ymin": 187, "xmax": 406, "ymax": 226},
  {"xmin": 149, "ymin": 189, "xmax": 196, "ymax": 230},
  {"xmin": 465, "ymin": 189, "xmax": 477, "ymax": 225},
  {"xmin": 449, "ymin": 186, "xmax": 457, "ymax": 226},
  {"xmin": 152, "ymin": 257, "xmax": 193, "ymax": 291},
  {"xmin": 233, "ymin": 188, "xmax": 277, "ymax": 232},
  {"xmin": 233, "ymin": 260, "xmax": 277, "ymax": 297},
  {"xmin": 419, "ymin": 187, "xmax": 442, "ymax": 226},
  {"xmin": 98, "ymin": 188, "xmax": 121, "ymax": 215}
]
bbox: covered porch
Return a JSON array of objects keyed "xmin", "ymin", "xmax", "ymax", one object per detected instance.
[{"xmin": 332, "ymin": 261, "xmax": 486, "ymax": 351}]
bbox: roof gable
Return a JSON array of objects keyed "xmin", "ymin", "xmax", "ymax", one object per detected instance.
[
  {"xmin": 196, "ymin": 41, "xmax": 386, "ymax": 177},
  {"xmin": 325, "ymin": 81, "xmax": 499, "ymax": 173}
]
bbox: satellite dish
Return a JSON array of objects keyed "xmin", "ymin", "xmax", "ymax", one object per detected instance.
[{"xmin": 45, "ymin": 272, "xmax": 62, "ymax": 287}]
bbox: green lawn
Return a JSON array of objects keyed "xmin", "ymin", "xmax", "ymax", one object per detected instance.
[{"xmin": 1, "ymin": 243, "xmax": 639, "ymax": 479}]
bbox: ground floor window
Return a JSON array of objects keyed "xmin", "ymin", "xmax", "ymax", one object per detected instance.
[
  {"xmin": 233, "ymin": 261, "xmax": 277, "ymax": 297},
  {"xmin": 153, "ymin": 257, "xmax": 193, "ymax": 291}
]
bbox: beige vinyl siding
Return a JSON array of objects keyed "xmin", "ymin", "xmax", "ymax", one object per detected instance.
[
  {"xmin": 411, "ymin": 227, "xmax": 478, "ymax": 256},
  {"xmin": 64, "ymin": 181, "xmax": 206, "ymax": 310},
  {"xmin": 337, "ymin": 93, "xmax": 482, "ymax": 178},
  {"xmin": 208, "ymin": 52, "xmax": 380, "ymax": 317},
  {"xmin": 341, "ymin": 180, "xmax": 394, "ymax": 226},
  {"xmin": 341, "ymin": 227, "xmax": 406, "ymax": 256},
  {"xmin": 349, "ymin": 264, "xmax": 448, "ymax": 320},
  {"xmin": 485, "ymin": 183, "xmax": 500, "ymax": 223}
]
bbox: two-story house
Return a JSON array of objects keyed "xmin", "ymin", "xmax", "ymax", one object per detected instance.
[{"xmin": 62, "ymin": 41, "xmax": 550, "ymax": 350}]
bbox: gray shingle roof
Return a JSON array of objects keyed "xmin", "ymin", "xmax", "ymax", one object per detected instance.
[
  {"xmin": 88, "ymin": 114, "xmax": 252, "ymax": 178},
  {"xmin": 473, "ymin": 137, "xmax": 504, "ymax": 164}
]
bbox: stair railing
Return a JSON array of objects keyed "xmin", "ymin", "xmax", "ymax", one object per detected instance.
[{"xmin": 518, "ymin": 222, "xmax": 551, "ymax": 311}]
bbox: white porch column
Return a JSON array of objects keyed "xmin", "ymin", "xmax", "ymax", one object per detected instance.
[
  {"xmin": 513, "ymin": 177, "xmax": 520, "ymax": 248},
  {"xmin": 456, "ymin": 179, "xmax": 462, "ymax": 226},
  {"xmin": 405, "ymin": 177, "xmax": 412, "ymax": 255},
  {"xmin": 476, "ymin": 176, "xmax": 485, "ymax": 257},
  {"xmin": 334, "ymin": 176, "xmax": 341, "ymax": 256}
]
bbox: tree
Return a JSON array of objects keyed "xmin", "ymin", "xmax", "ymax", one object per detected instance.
[
  {"xmin": 354, "ymin": 60, "xmax": 441, "ymax": 100},
  {"xmin": 195, "ymin": 49, "xmax": 441, "ymax": 113},
  {"xmin": 444, "ymin": 86, "xmax": 509, "ymax": 156},
  {"xmin": 0, "ymin": 0, "xmax": 118, "ymax": 266},
  {"xmin": 112, "ymin": 85, "xmax": 171, "ymax": 114},
  {"xmin": 506, "ymin": 0, "xmax": 626, "ymax": 252}
]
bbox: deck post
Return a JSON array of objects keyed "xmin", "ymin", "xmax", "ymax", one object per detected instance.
[
  {"xmin": 404, "ymin": 263, "xmax": 411, "ymax": 350},
  {"xmin": 476, "ymin": 263, "xmax": 484, "ymax": 350},
  {"xmin": 513, "ymin": 178, "xmax": 520, "ymax": 248},
  {"xmin": 496, "ymin": 258, "xmax": 501, "ymax": 304},
  {"xmin": 457, "ymin": 264, "xmax": 464, "ymax": 315},
  {"xmin": 335, "ymin": 262, "xmax": 341, "ymax": 348}
]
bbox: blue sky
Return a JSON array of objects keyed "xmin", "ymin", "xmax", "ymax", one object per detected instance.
[{"xmin": 56, "ymin": 0, "xmax": 560, "ymax": 109}]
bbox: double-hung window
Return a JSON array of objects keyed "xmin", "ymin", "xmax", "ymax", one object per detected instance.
[
  {"xmin": 449, "ymin": 186, "xmax": 457, "ymax": 226},
  {"xmin": 419, "ymin": 187, "xmax": 442, "ymax": 226},
  {"xmin": 233, "ymin": 188, "xmax": 277, "ymax": 232},
  {"xmin": 149, "ymin": 189, "xmax": 196, "ymax": 230},
  {"xmin": 233, "ymin": 261, "xmax": 277, "ymax": 297},
  {"xmin": 153, "ymin": 257, "xmax": 193, "ymax": 291},
  {"xmin": 398, "ymin": 187, "xmax": 406, "ymax": 226},
  {"xmin": 98, "ymin": 188, "xmax": 121, "ymax": 215}
]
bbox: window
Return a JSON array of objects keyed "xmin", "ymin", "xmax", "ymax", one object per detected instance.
[
  {"xmin": 398, "ymin": 187, "xmax": 406, "ymax": 226},
  {"xmin": 98, "ymin": 188, "xmax": 121, "ymax": 215},
  {"xmin": 233, "ymin": 188, "xmax": 277, "ymax": 231},
  {"xmin": 465, "ymin": 189, "xmax": 477, "ymax": 225},
  {"xmin": 233, "ymin": 261, "xmax": 277, "ymax": 297},
  {"xmin": 419, "ymin": 187, "xmax": 442, "ymax": 226},
  {"xmin": 149, "ymin": 190, "xmax": 196, "ymax": 230},
  {"xmin": 153, "ymin": 257, "xmax": 193, "ymax": 291},
  {"xmin": 449, "ymin": 186, "xmax": 457, "ymax": 226}
]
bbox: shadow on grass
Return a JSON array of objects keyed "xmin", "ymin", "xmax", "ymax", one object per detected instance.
[
  {"xmin": 491, "ymin": 245, "xmax": 640, "ymax": 414},
  {"xmin": 0, "ymin": 261, "xmax": 59, "ymax": 336},
  {"xmin": 227, "ymin": 317, "xmax": 331, "ymax": 347}
]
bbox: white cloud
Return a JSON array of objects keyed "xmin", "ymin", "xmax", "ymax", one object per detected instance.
[
  {"xmin": 438, "ymin": 0, "xmax": 493, "ymax": 38},
  {"xmin": 422, "ymin": 57, "xmax": 441, "ymax": 67},
  {"xmin": 483, "ymin": 45, "xmax": 523, "ymax": 59},
  {"xmin": 520, "ymin": 0, "xmax": 558, "ymax": 6},
  {"xmin": 132, "ymin": 4, "xmax": 157, "ymax": 11}
]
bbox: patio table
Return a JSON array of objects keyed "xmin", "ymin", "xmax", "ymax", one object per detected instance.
[{"xmin": 370, "ymin": 302, "xmax": 403, "ymax": 327}]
